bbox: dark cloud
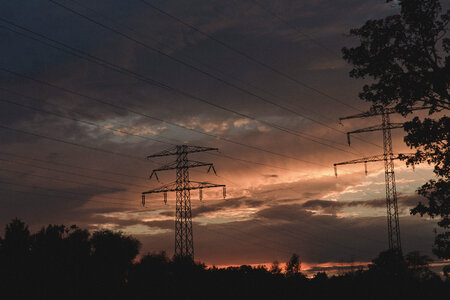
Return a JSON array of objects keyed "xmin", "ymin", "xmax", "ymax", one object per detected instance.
[
  {"xmin": 191, "ymin": 196, "xmax": 253, "ymax": 217},
  {"xmin": 263, "ymin": 174, "xmax": 279, "ymax": 178},
  {"xmin": 0, "ymin": 176, "xmax": 129, "ymax": 230},
  {"xmin": 302, "ymin": 194, "xmax": 426, "ymax": 215},
  {"xmin": 191, "ymin": 204, "xmax": 435, "ymax": 265}
]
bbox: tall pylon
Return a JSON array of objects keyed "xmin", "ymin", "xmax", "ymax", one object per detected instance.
[
  {"xmin": 141, "ymin": 145, "xmax": 226, "ymax": 260},
  {"xmin": 334, "ymin": 106, "xmax": 404, "ymax": 252}
]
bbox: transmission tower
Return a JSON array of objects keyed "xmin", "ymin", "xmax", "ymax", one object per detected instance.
[
  {"xmin": 141, "ymin": 145, "xmax": 226, "ymax": 260},
  {"xmin": 334, "ymin": 106, "xmax": 407, "ymax": 252}
]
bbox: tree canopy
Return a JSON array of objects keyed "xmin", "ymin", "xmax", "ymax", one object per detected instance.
[
  {"xmin": 342, "ymin": 0, "xmax": 449, "ymax": 275},
  {"xmin": 0, "ymin": 219, "xmax": 447, "ymax": 299}
]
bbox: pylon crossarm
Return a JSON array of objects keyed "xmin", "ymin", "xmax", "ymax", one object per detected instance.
[
  {"xmin": 189, "ymin": 181, "xmax": 225, "ymax": 190},
  {"xmin": 339, "ymin": 106, "xmax": 388, "ymax": 120},
  {"xmin": 348, "ymin": 123, "xmax": 403, "ymax": 135},
  {"xmin": 142, "ymin": 182, "xmax": 178, "ymax": 195},
  {"xmin": 182, "ymin": 146, "xmax": 218, "ymax": 154},
  {"xmin": 142, "ymin": 181, "xmax": 225, "ymax": 194},
  {"xmin": 333, "ymin": 153, "xmax": 414, "ymax": 176},
  {"xmin": 149, "ymin": 161, "xmax": 214, "ymax": 176},
  {"xmin": 334, "ymin": 155, "xmax": 386, "ymax": 167},
  {"xmin": 346, "ymin": 123, "xmax": 403, "ymax": 145},
  {"xmin": 186, "ymin": 161, "xmax": 214, "ymax": 170},
  {"xmin": 147, "ymin": 145, "xmax": 219, "ymax": 158},
  {"xmin": 147, "ymin": 146, "xmax": 178, "ymax": 158},
  {"xmin": 190, "ymin": 181, "xmax": 226, "ymax": 200},
  {"xmin": 339, "ymin": 106, "xmax": 430, "ymax": 121},
  {"xmin": 150, "ymin": 161, "xmax": 178, "ymax": 173},
  {"xmin": 334, "ymin": 153, "xmax": 415, "ymax": 166}
]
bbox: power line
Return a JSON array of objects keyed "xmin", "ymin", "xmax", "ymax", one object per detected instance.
[
  {"xmin": 0, "ymin": 18, "xmax": 369, "ymax": 154},
  {"xmin": 47, "ymin": 1, "xmax": 381, "ymax": 150},
  {"xmin": 210, "ymin": 152, "xmax": 296, "ymax": 172},
  {"xmin": 204, "ymin": 223, "xmax": 365, "ymax": 262},
  {"xmin": 0, "ymin": 179, "xmax": 141, "ymax": 207},
  {"xmin": 66, "ymin": 0, "xmax": 334, "ymax": 125},
  {"xmin": 57, "ymin": 0, "xmax": 361, "ymax": 146},
  {"xmin": 0, "ymin": 178, "xmax": 372, "ymax": 264},
  {"xmin": 2, "ymin": 22, "xmax": 340, "ymax": 151},
  {"xmin": 0, "ymin": 86, "xmax": 181, "ymax": 147},
  {"xmin": 0, "ymin": 125, "xmax": 395, "ymax": 251},
  {"xmin": 0, "ymin": 164, "xmax": 224, "ymax": 205},
  {"xmin": 203, "ymin": 225, "xmax": 299, "ymax": 259},
  {"xmin": 0, "ymin": 89, "xmax": 306, "ymax": 173},
  {"xmin": 0, "ymin": 105, "xmax": 284, "ymax": 199},
  {"xmin": 0, "ymin": 92, "xmax": 305, "ymax": 193},
  {"xmin": 136, "ymin": 0, "xmax": 364, "ymax": 112},
  {"xmin": 202, "ymin": 213, "xmax": 383, "ymax": 262},
  {"xmin": 48, "ymin": 1, "xmax": 379, "ymax": 150},
  {"xmin": 0, "ymin": 95, "xmax": 384, "ymax": 253},
  {"xmin": 0, "ymin": 150, "xmax": 147, "ymax": 181},
  {"xmin": 0, "ymin": 163, "xmax": 380, "ymax": 259},
  {"xmin": 0, "ymin": 147, "xmax": 273, "ymax": 203},
  {"xmin": 249, "ymin": 0, "xmax": 337, "ymax": 55},
  {"xmin": 0, "ymin": 166, "xmax": 142, "ymax": 199},
  {"xmin": 0, "ymin": 186, "xmax": 143, "ymax": 209},
  {"xmin": 0, "ymin": 181, "xmax": 338, "ymax": 262},
  {"xmin": 0, "ymin": 152, "xmax": 382, "ymax": 259},
  {"xmin": 0, "ymin": 124, "xmax": 152, "ymax": 163},
  {"xmin": 0, "ymin": 67, "xmax": 328, "ymax": 167},
  {"xmin": 1, "ymin": 146, "xmax": 381, "ymax": 249},
  {"xmin": 0, "ymin": 181, "xmax": 376, "ymax": 263},
  {"xmin": 0, "ymin": 90, "xmax": 322, "ymax": 173},
  {"xmin": 250, "ymin": 217, "xmax": 383, "ymax": 252},
  {"xmin": 0, "ymin": 119, "xmax": 235, "ymax": 190},
  {"xmin": 0, "ymin": 96, "xmax": 174, "ymax": 147},
  {"xmin": 0, "ymin": 158, "xmax": 149, "ymax": 190},
  {"xmin": 0, "ymin": 86, "xmax": 302, "ymax": 174},
  {"xmin": 260, "ymin": 211, "xmax": 384, "ymax": 245},
  {"xmin": 224, "ymin": 217, "xmax": 373, "ymax": 258}
]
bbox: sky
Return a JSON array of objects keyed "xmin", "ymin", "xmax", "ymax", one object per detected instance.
[{"xmin": 0, "ymin": 0, "xmax": 443, "ymax": 270}]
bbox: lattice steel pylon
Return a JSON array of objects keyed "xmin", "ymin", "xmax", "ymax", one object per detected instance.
[
  {"xmin": 141, "ymin": 145, "xmax": 226, "ymax": 260},
  {"xmin": 334, "ymin": 106, "xmax": 404, "ymax": 253}
]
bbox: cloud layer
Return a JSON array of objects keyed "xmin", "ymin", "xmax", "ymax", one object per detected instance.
[{"xmin": 0, "ymin": 0, "xmax": 438, "ymax": 267}]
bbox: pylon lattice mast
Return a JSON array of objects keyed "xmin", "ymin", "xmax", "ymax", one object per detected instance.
[
  {"xmin": 142, "ymin": 145, "xmax": 225, "ymax": 260},
  {"xmin": 334, "ymin": 106, "xmax": 406, "ymax": 252}
]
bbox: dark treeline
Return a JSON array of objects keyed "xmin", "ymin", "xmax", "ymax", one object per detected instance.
[{"xmin": 0, "ymin": 219, "xmax": 448, "ymax": 300}]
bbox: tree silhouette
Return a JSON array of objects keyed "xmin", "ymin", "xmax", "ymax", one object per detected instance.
[
  {"xmin": 90, "ymin": 229, "xmax": 141, "ymax": 299},
  {"xmin": 128, "ymin": 251, "xmax": 172, "ymax": 299},
  {"xmin": 269, "ymin": 260, "xmax": 282, "ymax": 274},
  {"xmin": 405, "ymin": 251, "xmax": 436, "ymax": 280},
  {"xmin": 1, "ymin": 219, "xmax": 448, "ymax": 299},
  {"xmin": 369, "ymin": 248, "xmax": 407, "ymax": 276},
  {"xmin": 285, "ymin": 253, "xmax": 301, "ymax": 276},
  {"xmin": 29, "ymin": 224, "xmax": 91, "ymax": 299},
  {"xmin": 1, "ymin": 218, "xmax": 30, "ymax": 259},
  {"xmin": 0, "ymin": 218, "xmax": 31, "ymax": 299},
  {"xmin": 342, "ymin": 0, "xmax": 449, "ymax": 275}
]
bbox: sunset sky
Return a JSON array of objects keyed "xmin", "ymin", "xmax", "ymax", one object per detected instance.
[{"xmin": 0, "ymin": 0, "xmax": 444, "ymax": 270}]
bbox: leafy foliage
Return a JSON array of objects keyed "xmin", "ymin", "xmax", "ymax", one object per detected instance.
[
  {"xmin": 343, "ymin": 0, "xmax": 449, "ymax": 274},
  {"xmin": 343, "ymin": 0, "xmax": 449, "ymax": 113}
]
